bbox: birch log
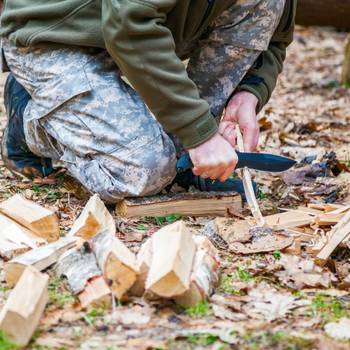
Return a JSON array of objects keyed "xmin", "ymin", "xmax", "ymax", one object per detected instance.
[{"xmin": 91, "ymin": 230, "xmax": 139, "ymax": 300}]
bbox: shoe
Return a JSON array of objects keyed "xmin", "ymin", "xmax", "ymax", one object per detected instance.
[{"xmin": 1, "ymin": 74, "xmax": 54, "ymax": 178}]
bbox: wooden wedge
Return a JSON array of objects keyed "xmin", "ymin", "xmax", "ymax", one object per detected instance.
[
  {"xmin": 91, "ymin": 229, "xmax": 139, "ymax": 300},
  {"xmin": 0, "ymin": 266, "xmax": 48, "ymax": 347},
  {"xmin": 0, "ymin": 194, "xmax": 59, "ymax": 242},
  {"xmin": 146, "ymin": 221, "xmax": 196, "ymax": 298},
  {"xmin": 69, "ymin": 194, "xmax": 115, "ymax": 240}
]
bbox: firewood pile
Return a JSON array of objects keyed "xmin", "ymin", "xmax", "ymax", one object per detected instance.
[{"xmin": 0, "ymin": 190, "xmax": 348, "ymax": 347}]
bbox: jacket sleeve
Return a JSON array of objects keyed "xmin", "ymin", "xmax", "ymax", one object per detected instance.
[
  {"xmin": 101, "ymin": 0, "xmax": 218, "ymax": 149},
  {"xmin": 236, "ymin": 0, "xmax": 297, "ymax": 112}
]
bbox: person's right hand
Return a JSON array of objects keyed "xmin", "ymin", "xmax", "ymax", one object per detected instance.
[{"xmin": 188, "ymin": 132, "xmax": 238, "ymax": 182}]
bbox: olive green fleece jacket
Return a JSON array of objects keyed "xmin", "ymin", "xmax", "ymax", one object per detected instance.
[{"xmin": 0, "ymin": 0, "xmax": 296, "ymax": 149}]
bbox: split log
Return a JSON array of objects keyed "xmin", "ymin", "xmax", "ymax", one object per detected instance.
[
  {"xmin": 146, "ymin": 221, "xmax": 196, "ymax": 298},
  {"xmin": 91, "ymin": 230, "xmax": 139, "ymax": 300},
  {"xmin": 316, "ymin": 210, "xmax": 350, "ymax": 265},
  {"xmin": 56, "ymin": 245, "xmax": 102, "ymax": 295},
  {"xmin": 130, "ymin": 238, "xmax": 153, "ymax": 297},
  {"xmin": 116, "ymin": 192, "xmax": 242, "ymax": 218},
  {"xmin": 68, "ymin": 194, "xmax": 115, "ymax": 240},
  {"xmin": 296, "ymin": 0, "xmax": 350, "ymax": 29},
  {"xmin": 235, "ymin": 126, "xmax": 265, "ymax": 226},
  {"xmin": 0, "ymin": 266, "xmax": 48, "ymax": 347},
  {"xmin": 78, "ymin": 276, "xmax": 111, "ymax": 309},
  {"xmin": 174, "ymin": 236, "xmax": 220, "ymax": 307},
  {"xmin": 0, "ymin": 213, "xmax": 46, "ymax": 260},
  {"xmin": 0, "ymin": 194, "xmax": 59, "ymax": 242},
  {"xmin": 5, "ymin": 237, "xmax": 77, "ymax": 287}
]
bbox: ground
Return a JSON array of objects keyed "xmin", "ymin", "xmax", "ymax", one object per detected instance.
[{"xmin": 0, "ymin": 26, "xmax": 350, "ymax": 350}]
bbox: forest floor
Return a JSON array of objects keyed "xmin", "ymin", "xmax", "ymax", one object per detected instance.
[{"xmin": 0, "ymin": 26, "xmax": 350, "ymax": 350}]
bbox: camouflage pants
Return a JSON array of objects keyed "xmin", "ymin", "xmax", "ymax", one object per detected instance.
[{"xmin": 1, "ymin": 0, "xmax": 284, "ymax": 203}]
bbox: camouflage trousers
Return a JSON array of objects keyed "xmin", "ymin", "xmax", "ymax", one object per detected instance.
[{"xmin": 1, "ymin": 0, "xmax": 284, "ymax": 203}]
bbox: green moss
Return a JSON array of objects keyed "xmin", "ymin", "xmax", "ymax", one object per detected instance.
[
  {"xmin": 48, "ymin": 276, "xmax": 75, "ymax": 307},
  {"xmin": 185, "ymin": 301, "xmax": 213, "ymax": 318},
  {"xmin": 0, "ymin": 331, "xmax": 18, "ymax": 350}
]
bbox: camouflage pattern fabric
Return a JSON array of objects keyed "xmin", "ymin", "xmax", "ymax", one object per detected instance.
[{"xmin": 1, "ymin": 0, "xmax": 284, "ymax": 203}]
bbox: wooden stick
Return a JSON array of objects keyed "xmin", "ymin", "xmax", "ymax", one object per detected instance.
[
  {"xmin": 0, "ymin": 266, "xmax": 48, "ymax": 347},
  {"xmin": 235, "ymin": 127, "xmax": 265, "ymax": 226},
  {"xmin": 91, "ymin": 230, "xmax": 139, "ymax": 300},
  {"xmin": 316, "ymin": 210, "xmax": 350, "ymax": 265},
  {"xmin": 0, "ymin": 194, "xmax": 59, "ymax": 242},
  {"xmin": 68, "ymin": 194, "xmax": 115, "ymax": 240},
  {"xmin": 5, "ymin": 237, "xmax": 76, "ymax": 287},
  {"xmin": 116, "ymin": 192, "xmax": 242, "ymax": 218},
  {"xmin": 174, "ymin": 236, "xmax": 220, "ymax": 307},
  {"xmin": 146, "ymin": 221, "xmax": 196, "ymax": 298}
]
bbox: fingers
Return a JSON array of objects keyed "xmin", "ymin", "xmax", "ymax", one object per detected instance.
[
  {"xmin": 218, "ymin": 121, "xmax": 237, "ymax": 148},
  {"xmin": 242, "ymin": 122, "xmax": 259, "ymax": 152},
  {"xmin": 189, "ymin": 133, "xmax": 238, "ymax": 181}
]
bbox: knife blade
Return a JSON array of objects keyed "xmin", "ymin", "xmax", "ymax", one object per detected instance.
[{"xmin": 176, "ymin": 152, "xmax": 296, "ymax": 173}]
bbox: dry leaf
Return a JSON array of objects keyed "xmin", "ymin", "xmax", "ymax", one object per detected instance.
[{"xmin": 325, "ymin": 318, "xmax": 350, "ymax": 340}]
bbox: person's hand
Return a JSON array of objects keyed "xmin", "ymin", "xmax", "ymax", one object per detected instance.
[
  {"xmin": 219, "ymin": 91, "xmax": 259, "ymax": 151},
  {"xmin": 188, "ymin": 133, "xmax": 238, "ymax": 182}
]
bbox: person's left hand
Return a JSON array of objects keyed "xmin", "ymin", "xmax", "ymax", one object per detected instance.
[{"xmin": 218, "ymin": 91, "xmax": 260, "ymax": 151}]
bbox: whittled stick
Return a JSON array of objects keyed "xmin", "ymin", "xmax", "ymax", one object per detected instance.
[{"xmin": 235, "ymin": 126, "xmax": 265, "ymax": 227}]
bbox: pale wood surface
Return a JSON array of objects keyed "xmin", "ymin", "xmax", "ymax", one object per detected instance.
[
  {"xmin": 69, "ymin": 194, "xmax": 115, "ymax": 240},
  {"xmin": 174, "ymin": 236, "xmax": 220, "ymax": 307},
  {"xmin": 91, "ymin": 230, "xmax": 138, "ymax": 300},
  {"xmin": 236, "ymin": 127, "xmax": 265, "ymax": 226},
  {"xmin": 5, "ymin": 237, "xmax": 76, "ymax": 287},
  {"xmin": 0, "ymin": 266, "xmax": 48, "ymax": 346},
  {"xmin": 0, "ymin": 213, "xmax": 47, "ymax": 260},
  {"xmin": 78, "ymin": 276, "xmax": 111, "ymax": 309},
  {"xmin": 317, "ymin": 210, "xmax": 350, "ymax": 264},
  {"xmin": 146, "ymin": 221, "xmax": 196, "ymax": 298},
  {"xmin": 130, "ymin": 238, "xmax": 153, "ymax": 297},
  {"xmin": 0, "ymin": 194, "xmax": 59, "ymax": 242}
]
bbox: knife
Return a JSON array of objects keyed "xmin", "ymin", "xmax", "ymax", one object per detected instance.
[{"xmin": 176, "ymin": 151, "xmax": 296, "ymax": 173}]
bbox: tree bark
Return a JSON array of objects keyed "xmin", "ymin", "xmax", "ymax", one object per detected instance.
[{"xmin": 296, "ymin": 0, "xmax": 350, "ymax": 29}]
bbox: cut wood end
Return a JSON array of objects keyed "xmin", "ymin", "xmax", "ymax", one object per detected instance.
[{"xmin": 0, "ymin": 266, "xmax": 48, "ymax": 347}]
